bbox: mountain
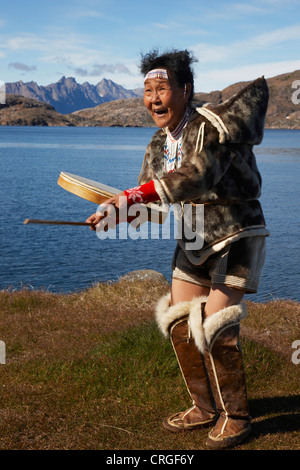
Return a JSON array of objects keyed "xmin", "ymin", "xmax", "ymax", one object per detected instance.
[
  {"xmin": 1, "ymin": 70, "xmax": 300, "ymax": 128},
  {"xmin": 73, "ymin": 70, "xmax": 300, "ymax": 129},
  {"xmin": 5, "ymin": 76, "xmax": 143, "ymax": 114}
]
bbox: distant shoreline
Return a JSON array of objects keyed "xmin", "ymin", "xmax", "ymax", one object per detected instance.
[
  {"xmin": 0, "ymin": 123, "xmax": 299, "ymax": 130},
  {"xmin": 1, "ymin": 70, "xmax": 300, "ymax": 130}
]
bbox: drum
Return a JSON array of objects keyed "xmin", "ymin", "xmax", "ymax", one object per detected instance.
[
  {"xmin": 57, "ymin": 171, "xmax": 167, "ymax": 224},
  {"xmin": 57, "ymin": 171, "xmax": 120, "ymax": 205},
  {"xmin": 24, "ymin": 172, "xmax": 167, "ymax": 226}
]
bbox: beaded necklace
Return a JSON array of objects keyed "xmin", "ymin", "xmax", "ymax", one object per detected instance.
[{"xmin": 164, "ymin": 107, "xmax": 193, "ymax": 173}]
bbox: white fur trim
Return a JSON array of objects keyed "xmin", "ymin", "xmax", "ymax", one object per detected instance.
[
  {"xmin": 153, "ymin": 179, "xmax": 170, "ymax": 205},
  {"xmin": 194, "ymin": 122, "xmax": 206, "ymax": 154},
  {"xmin": 159, "ymin": 178, "xmax": 175, "ymax": 204},
  {"xmin": 196, "ymin": 106, "xmax": 230, "ymax": 144},
  {"xmin": 187, "ymin": 296, "xmax": 208, "ymax": 353},
  {"xmin": 155, "ymin": 294, "xmax": 208, "ymax": 339},
  {"xmin": 155, "ymin": 293, "xmax": 188, "ymax": 336},
  {"xmin": 203, "ymin": 302, "xmax": 247, "ymax": 347}
]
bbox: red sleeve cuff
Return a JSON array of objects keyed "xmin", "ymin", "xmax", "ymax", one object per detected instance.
[{"xmin": 124, "ymin": 180, "xmax": 160, "ymax": 205}]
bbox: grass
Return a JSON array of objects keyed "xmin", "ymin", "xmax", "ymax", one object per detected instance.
[{"xmin": 0, "ymin": 278, "xmax": 299, "ymax": 450}]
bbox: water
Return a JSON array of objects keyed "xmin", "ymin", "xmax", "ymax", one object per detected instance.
[{"xmin": 0, "ymin": 126, "xmax": 299, "ymax": 303}]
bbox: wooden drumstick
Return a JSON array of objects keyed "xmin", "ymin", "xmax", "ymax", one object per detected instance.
[{"xmin": 23, "ymin": 218, "xmax": 94, "ymax": 226}]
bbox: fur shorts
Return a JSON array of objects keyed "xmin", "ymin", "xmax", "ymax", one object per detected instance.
[{"xmin": 172, "ymin": 236, "xmax": 266, "ymax": 294}]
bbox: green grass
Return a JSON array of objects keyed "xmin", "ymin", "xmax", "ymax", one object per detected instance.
[{"xmin": 0, "ymin": 281, "xmax": 299, "ymax": 450}]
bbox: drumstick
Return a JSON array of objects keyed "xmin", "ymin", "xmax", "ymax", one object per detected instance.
[{"xmin": 23, "ymin": 218, "xmax": 94, "ymax": 226}]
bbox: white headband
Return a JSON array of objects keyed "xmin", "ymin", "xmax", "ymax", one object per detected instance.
[{"xmin": 144, "ymin": 69, "xmax": 168, "ymax": 83}]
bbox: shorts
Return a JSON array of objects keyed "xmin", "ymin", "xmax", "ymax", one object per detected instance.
[{"xmin": 172, "ymin": 236, "xmax": 266, "ymax": 294}]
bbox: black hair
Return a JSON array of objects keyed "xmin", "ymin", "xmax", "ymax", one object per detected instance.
[{"xmin": 139, "ymin": 49, "xmax": 197, "ymax": 103}]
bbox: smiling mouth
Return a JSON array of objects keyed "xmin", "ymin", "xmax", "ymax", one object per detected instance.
[{"xmin": 154, "ymin": 109, "xmax": 167, "ymax": 115}]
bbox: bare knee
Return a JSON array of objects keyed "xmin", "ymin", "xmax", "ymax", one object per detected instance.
[
  {"xmin": 204, "ymin": 284, "xmax": 245, "ymax": 318},
  {"xmin": 171, "ymin": 278, "xmax": 210, "ymax": 305}
]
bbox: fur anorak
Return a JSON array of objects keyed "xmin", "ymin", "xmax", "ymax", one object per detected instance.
[{"xmin": 138, "ymin": 77, "xmax": 270, "ymax": 264}]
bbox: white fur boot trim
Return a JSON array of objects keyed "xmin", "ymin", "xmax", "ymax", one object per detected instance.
[
  {"xmin": 203, "ymin": 302, "xmax": 247, "ymax": 348},
  {"xmin": 155, "ymin": 293, "xmax": 208, "ymax": 338},
  {"xmin": 188, "ymin": 297, "xmax": 208, "ymax": 354},
  {"xmin": 155, "ymin": 293, "xmax": 189, "ymax": 337}
]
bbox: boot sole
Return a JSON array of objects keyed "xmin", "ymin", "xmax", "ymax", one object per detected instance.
[
  {"xmin": 206, "ymin": 425, "xmax": 251, "ymax": 449},
  {"xmin": 163, "ymin": 414, "xmax": 217, "ymax": 433}
]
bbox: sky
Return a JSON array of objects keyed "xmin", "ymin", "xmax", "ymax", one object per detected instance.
[{"xmin": 0, "ymin": 0, "xmax": 300, "ymax": 93}]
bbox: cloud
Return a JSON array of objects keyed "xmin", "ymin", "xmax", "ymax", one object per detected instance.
[
  {"xmin": 191, "ymin": 23, "xmax": 300, "ymax": 66},
  {"xmin": 191, "ymin": 43, "xmax": 232, "ymax": 64},
  {"xmin": 9, "ymin": 62, "xmax": 37, "ymax": 72},
  {"xmin": 2, "ymin": 32, "xmax": 98, "ymax": 58},
  {"xmin": 74, "ymin": 63, "xmax": 132, "ymax": 77},
  {"xmin": 5, "ymin": 34, "xmax": 45, "ymax": 51},
  {"xmin": 203, "ymin": 2, "xmax": 269, "ymax": 21},
  {"xmin": 151, "ymin": 23, "xmax": 170, "ymax": 30},
  {"xmin": 231, "ymin": 3, "xmax": 269, "ymax": 14},
  {"xmin": 71, "ymin": 9, "xmax": 104, "ymax": 19},
  {"xmin": 3, "ymin": 32, "xmax": 129, "ymax": 74},
  {"xmin": 194, "ymin": 59, "xmax": 300, "ymax": 92},
  {"xmin": 244, "ymin": 24, "xmax": 300, "ymax": 48}
]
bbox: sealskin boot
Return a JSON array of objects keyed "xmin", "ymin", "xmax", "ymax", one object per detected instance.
[
  {"xmin": 155, "ymin": 294, "xmax": 217, "ymax": 432},
  {"xmin": 203, "ymin": 302, "xmax": 251, "ymax": 450}
]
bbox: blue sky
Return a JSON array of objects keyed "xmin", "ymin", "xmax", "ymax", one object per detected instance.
[{"xmin": 0, "ymin": 0, "xmax": 300, "ymax": 92}]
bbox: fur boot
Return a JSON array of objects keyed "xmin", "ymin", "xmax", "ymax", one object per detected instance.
[
  {"xmin": 203, "ymin": 302, "xmax": 251, "ymax": 449},
  {"xmin": 155, "ymin": 294, "xmax": 217, "ymax": 432}
]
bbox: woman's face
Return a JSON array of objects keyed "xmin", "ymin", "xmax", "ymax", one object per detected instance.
[{"xmin": 143, "ymin": 70, "xmax": 191, "ymax": 131}]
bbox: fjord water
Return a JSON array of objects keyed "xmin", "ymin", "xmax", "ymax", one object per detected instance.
[{"xmin": 0, "ymin": 126, "xmax": 299, "ymax": 302}]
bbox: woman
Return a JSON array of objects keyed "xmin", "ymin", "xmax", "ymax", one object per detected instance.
[{"xmin": 86, "ymin": 49, "xmax": 269, "ymax": 449}]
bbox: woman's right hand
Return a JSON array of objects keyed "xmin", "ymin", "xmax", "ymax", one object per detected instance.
[
  {"xmin": 85, "ymin": 191, "xmax": 127, "ymax": 231},
  {"xmin": 85, "ymin": 212, "xmax": 102, "ymax": 231}
]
